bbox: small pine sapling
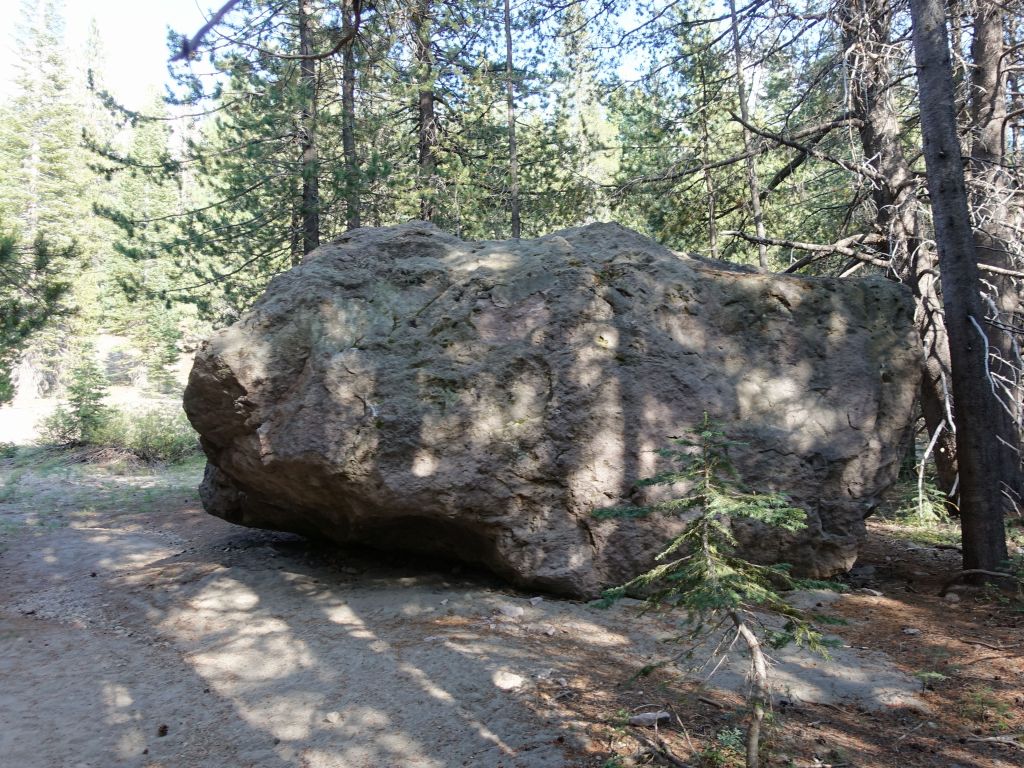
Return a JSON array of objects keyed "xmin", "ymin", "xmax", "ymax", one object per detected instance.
[{"xmin": 597, "ymin": 414, "xmax": 838, "ymax": 768}]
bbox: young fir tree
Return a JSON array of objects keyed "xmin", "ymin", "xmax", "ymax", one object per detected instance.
[{"xmin": 598, "ymin": 416, "xmax": 836, "ymax": 768}]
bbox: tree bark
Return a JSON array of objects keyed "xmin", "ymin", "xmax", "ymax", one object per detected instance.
[
  {"xmin": 728, "ymin": 0, "xmax": 766, "ymax": 268},
  {"xmin": 699, "ymin": 62, "xmax": 719, "ymax": 260},
  {"xmin": 503, "ymin": 0, "xmax": 521, "ymax": 239},
  {"xmin": 909, "ymin": 0, "xmax": 1012, "ymax": 570},
  {"xmin": 298, "ymin": 0, "xmax": 320, "ymax": 254},
  {"xmin": 836, "ymin": 0, "xmax": 960, "ymax": 505},
  {"xmin": 413, "ymin": 0, "xmax": 438, "ymax": 222},
  {"xmin": 341, "ymin": 0, "xmax": 360, "ymax": 230},
  {"xmin": 968, "ymin": 3, "xmax": 1023, "ymax": 505}
]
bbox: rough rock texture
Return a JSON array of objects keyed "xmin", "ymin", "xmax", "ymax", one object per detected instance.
[{"xmin": 183, "ymin": 222, "xmax": 920, "ymax": 597}]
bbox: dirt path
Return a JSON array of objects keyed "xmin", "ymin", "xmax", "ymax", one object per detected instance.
[{"xmin": 0, "ymin": 454, "xmax": 1019, "ymax": 767}]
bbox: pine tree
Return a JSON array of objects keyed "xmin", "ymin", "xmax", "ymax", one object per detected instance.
[{"xmin": 0, "ymin": 0, "xmax": 89, "ymax": 400}]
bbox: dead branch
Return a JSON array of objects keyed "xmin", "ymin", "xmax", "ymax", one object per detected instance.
[
  {"xmin": 966, "ymin": 733, "xmax": 1024, "ymax": 750},
  {"xmin": 732, "ymin": 113, "xmax": 885, "ymax": 183},
  {"xmin": 174, "ymin": 0, "xmax": 362, "ymax": 62},
  {"xmin": 614, "ymin": 116, "xmax": 861, "ymax": 191},
  {"xmin": 725, "ymin": 230, "xmax": 1024, "ymax": 279},
  {"xmin": 938, "ymin": 569, "xmax": 1015, "ymax": 596},
  {"xmin": 720, "ymin": 230, "xmax": 891, "ymax": 271},
  {"xmin": 174, "ymin": 0, "xmax": 241, "ymax": 60},
  {"xmin": 957, "ymin": 637, "xmax": 1022, "ymax": 650},
  {"xmin": 628, "ymin": 728, "xmax": 691, "ymax": 767}
]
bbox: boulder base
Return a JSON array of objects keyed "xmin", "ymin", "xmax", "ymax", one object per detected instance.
[{"xmin": 183, "ymin": 222, "xmax": 920, "ymax": 597}]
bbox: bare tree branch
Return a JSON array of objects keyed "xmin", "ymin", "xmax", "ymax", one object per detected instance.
[
  {"xmin": 174, "ymin": 0, "xmax": 242, "ymax": 61},
  {"xmin": 174, "ymin": 0, "xmax": 363, "ymax": 62}
]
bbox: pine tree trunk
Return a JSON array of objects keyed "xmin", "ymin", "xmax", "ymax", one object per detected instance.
[
  {"xmin": 298, "ymin": 0, "xmax": 320, "ymax": 254},
  {"xmin": 341, "ymin": 0, "xmax": 360, "ymax": 230},
  {"xmin": 909, "ymin": 0, "xmax": 1011, "ymax": 571},
  {"xmin": 968, "ymin": 3, "xmax": 1023, "ymax": 507},
  {"xmin": 503, "ymin": 0, "xmax": 520, "ymax": 239},
  {"xmin": 837, "ymin": 0, "xmax": 961, "ymax": 507},
  {"xmin": 699, "ymin": 63, "xmax": 719, "ymax": 260},
  {"xmin": 728, "ymin": 0, "xmax": 766, "ymax": 268},
  {"xmin": 413, "ymin": 0, "xmax": 438, "ymax": 222}
]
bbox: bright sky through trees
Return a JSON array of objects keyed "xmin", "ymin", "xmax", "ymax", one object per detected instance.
[{"xmin": 0, "ymin": 0, "xmax": 209, "ymax": 108}]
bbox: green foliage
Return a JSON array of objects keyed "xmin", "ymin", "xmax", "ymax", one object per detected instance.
[
  {"xmin": 90, "ymin": 406, "xmax": 198, "ymax": 463},
  {"xmin": 958, "ymin": 687, "xmax": 1014, "ymax": 729},
  {"xmin": 64, "ymin": 346, "xmax": 109, "ymax": 438},
  {"xmin": 40, "ymin": 400, "xmax": 198, "ymax": 464},
  {"xmin": 37, "ymin": 405, "xmax": 82, "ymax": 446},
  {"xmin": 880, "ymin": 474, "xmax": 961, "ymax": 548},
  {"xmin": 890, "ymin": 474, "xmax": 954, "ymax": 525},
  {"xmin": 132, "ymin": 303, "xmax": 181, "ymax": 394},
  {"xmin": 699, "ymin": 726, "xmax": 746, "ymax": 767},
  {"xmin": 914, "ymin": 670, "xmax": 949, "ymax": 690},
  {"xmin": 37, "ymin": 344, "xmax": 109, "ymax": 445},
  {"xmin": 0, "ymin": 225, "xmax": 73, "ymax": 402},
  {"xmin": 596, "ymin": 413, "xmax": 833, "ymax": 652}
]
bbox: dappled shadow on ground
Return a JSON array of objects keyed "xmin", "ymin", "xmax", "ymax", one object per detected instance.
[
  {"xmin": 0, "ymin": 458, "xmax": 625, "ymax": 766},
  {"xmin": 5, "ymin": 459, "xmax": 1017, "ymax": 767}
]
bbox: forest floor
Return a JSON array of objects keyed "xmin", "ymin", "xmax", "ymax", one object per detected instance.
[{"xmin": 0, "ymin": 451, "xmax": 1021, "ymax": 768}]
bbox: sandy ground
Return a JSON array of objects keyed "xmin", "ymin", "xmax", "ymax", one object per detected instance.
[{"xmin": 0, "ymin": 452, "xmax": 1020, "ymax": 767}]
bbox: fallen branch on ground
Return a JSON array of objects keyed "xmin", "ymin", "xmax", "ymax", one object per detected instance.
[
  {"xmin": 938, "ymin": 569, "xmax": 1015, "ymax": 596},
  {"xmin": 966, "ymin": 733, "xmax": 1024, "ymax": 750},
  {"xmin": 957, "ymin": 637, "xmax": 1022, "ymax": 651},
  {"xmin": 628, "ymin": 728, "xmax": 691, "ymax": 767}
]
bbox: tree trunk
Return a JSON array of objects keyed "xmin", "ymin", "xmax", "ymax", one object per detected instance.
[
  {"xmin": 413, "ymin": 0, "xmax": 438, "ymax": 222},
  {"xmin": 837, "ymin": 0, "xmax": 961, "ymax": 504},
  {"xmin": 728, "ymin": 0, "xmax": 766, "ymax": 268},
  {"xmin": 968, "ymin": 3, "xmax": 1023, "ymax": 509},
  {"xmin": 298, "ymin": 0, "xmax": 320, "ymax": 254},
  {"xmin": 503, "ymin": 0, "xmax": 520, "ymax": 239},
  {"xmin": 341, "ymin": 0, "xmax": 360, "ymax": 230},
  {"xmin": 909, "ymin": 0, "xmax": 1011, "ymax": 570},
  {"xmin": 699, "ymin": 62, "xmax": 719, "ymax": 260}
]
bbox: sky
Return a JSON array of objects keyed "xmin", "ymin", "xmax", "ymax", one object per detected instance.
[{"xmin": 1, "ymin": 0, "xmax": 213, "ymax": 109}]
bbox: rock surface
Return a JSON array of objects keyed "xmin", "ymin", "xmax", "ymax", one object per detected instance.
[{"xmin": 183, "ymin": 222, "xmax": 920, "ymax": 597}]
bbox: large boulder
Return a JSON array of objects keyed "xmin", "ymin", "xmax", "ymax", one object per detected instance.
[{"xmin": 183, "ymin": 222, "xmax": 920, "ymax": 597}]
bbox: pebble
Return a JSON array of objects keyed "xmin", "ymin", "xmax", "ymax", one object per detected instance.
[
  {"xmin": 498, "ymin": 604, "xmax": 525, "ymax": 619},
  {"xmin": 944, "ymin": 593, "xmax": 960, "ymax": 603},
  {"xmin": 493, "ymin": 670, "xmax": 525, "ymax": 690},
  {"xmin": 859, "ymin": 588, "xmax": 884, "ymax": 597},
  {"xmin": 529, "ymin": 596, "xmax": 544, "ymax": 606},
  {"xmin": 901, "ymin": 627, "xmax": 922, "ymax": 636}
]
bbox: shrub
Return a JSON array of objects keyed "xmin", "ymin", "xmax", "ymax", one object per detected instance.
[
  {"xmin": 39, "ymin": 402, "xmax": 198, "ymax": 463},
  {"xmin": 37, "ymin": 405, "xmax": 82, "ymax": 446},
  {"xmin": 126, "ymin": 407, "xmax": 198, "ymax": 462},
  {"xmin": 91, "ymin": 406, "xmax": 198, "ymax": 463}
]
